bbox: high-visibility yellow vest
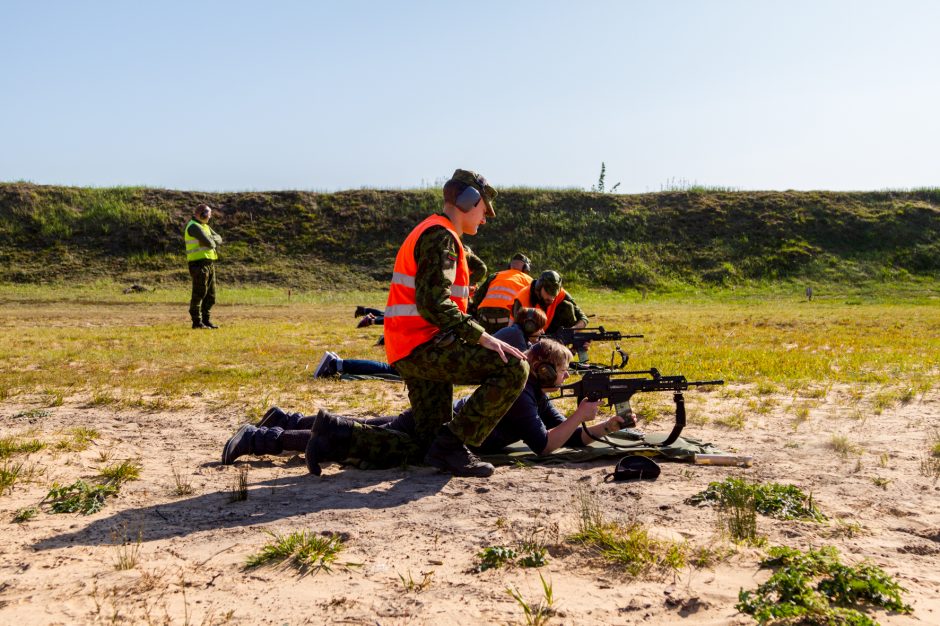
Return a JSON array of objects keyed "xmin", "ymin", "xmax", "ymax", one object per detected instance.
[{"xmin": 184, "ymin": 220, "xmax": 218, "ymax": 262}]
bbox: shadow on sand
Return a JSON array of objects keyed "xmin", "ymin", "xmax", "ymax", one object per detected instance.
[{"xmin": 33, "ymin": 464, "xmax": 451, "ymax": 551}]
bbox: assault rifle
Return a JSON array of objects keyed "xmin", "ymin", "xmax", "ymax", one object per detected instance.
[
  {"xmin": 550, "ymin": 326, "xmax": 643, "ymax": 347},
  {"xmin": 554, "ymin": 368, "xmax": 724, "ymax": 447}
]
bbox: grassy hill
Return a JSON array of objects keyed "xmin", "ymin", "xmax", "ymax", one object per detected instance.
[{"xmin": 1, "ymin": 182, "xmax": 938, "ymax": 291}]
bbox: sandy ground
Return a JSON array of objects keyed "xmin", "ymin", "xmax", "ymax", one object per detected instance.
[{"xmin": 1, "ymin": 385, "xmax": 939, "ymax": 626}]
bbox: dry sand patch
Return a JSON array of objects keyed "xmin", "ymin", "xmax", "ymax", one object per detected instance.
[{"xmin": 1, "ymin": 387, "xmax": 939, "ymax": 625}]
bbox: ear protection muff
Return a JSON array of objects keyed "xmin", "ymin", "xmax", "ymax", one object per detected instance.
[
  {"xmin": 534, "ymin": 360, "xmax": 558, "ymax": 388},
  {"xmin": 455, "ymin": 184, "xmax": 482, "ymax": 211}
]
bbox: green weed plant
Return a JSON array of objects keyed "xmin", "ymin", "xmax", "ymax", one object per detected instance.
[
  {"xmin": 737, "ymin": 546, "xmax": 911, "ymax": 624},
  {"xmin": 688, "ymin": 478, "xmax": 826, "ymax": 522},
  {"xmin": 44, "ymin": 479, "xmax": 119, "ymax": 514}
]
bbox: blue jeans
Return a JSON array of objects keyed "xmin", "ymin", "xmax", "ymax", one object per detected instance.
[{"xmin": 338, "ymin": 358, "xmax": 398, "ymax": 376}]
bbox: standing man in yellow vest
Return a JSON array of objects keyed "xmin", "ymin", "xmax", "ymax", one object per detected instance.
[
  {"xmin": 305, "ymin": 169, "xmax": 529, "ymax": 478},
  {"xmin": 184, "ymin": 204, "xmax": 222, "ymax": 329},
  {"xmin": 469, "ymin": 253, "xmax": 533, "ymax": 333}
]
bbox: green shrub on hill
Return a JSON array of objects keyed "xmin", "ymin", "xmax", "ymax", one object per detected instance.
[{"xmin": 1, "ymin": 183, "xmax": 937, "ymax": 289}]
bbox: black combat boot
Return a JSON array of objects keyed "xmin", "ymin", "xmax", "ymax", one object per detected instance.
[
  {"xmin": 222, "ymin": 425, "xmax": 284, "ymax": 464},
  {"xmin": 201, "ymin": 314, "xmax": 219, "ymax": 329},
  {"xmin": 424, "ymin": 426, "xmax": 495, "ymax": 478},
  {"xmin": 354, "ymin": 306, "xmax": 367, "ymax": 318},
  {"xmin": 192, "ymin": 315, "xmax": 207, "ymax": 329},
  {"xmin": 305, "ymin": 409, "xmax": 353, "ymax": 475},
  {"xmin": 257, "ymin": 406, "xmax": 288, "ymax": 428},
  {"xmin": 222, "ymin": 425, "xmax": 255, "ymax": 464}
]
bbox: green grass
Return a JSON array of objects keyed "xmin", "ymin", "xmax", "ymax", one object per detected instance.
[
  {"xmin": 245, "ymin": 530, "xmax": 345, "ymax": 575},
  {"xmin": 97, "ymin": 459, "xmax": 142, "ymax": 485},
  {"xmin": 0, "ymin": 286, "xmax": 937, "ymax": 414},
  {"xmin": 0, "ymin": 461, "xmax": 24, "ymax": 495},
  {"xmin": 0, "ymin": 435, "xmax": 46, "ymax": 458},
  {"xmin": 55, "ymin": 427, "xmax": 99, "ymax": 452}
]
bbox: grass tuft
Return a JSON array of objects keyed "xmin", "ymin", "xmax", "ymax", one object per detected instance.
[
  {"xmin": 506, "ymin": 572, "xmax": 556, "ymax": 626},
  {"xmin": 55, "ymin": 427, "xmax": 99, "ymax": 452},
  {"xmin": 245, "ymin": 530, "xmax": 345, "ymax": 575},
  {"xmin": 570, "ymin": 490, "xmax": 686, "ymax": 576},
  {"xmin": 97, "ymin": 459, "xmax": 142, "ymax": 485},
  {"xmin": 229, "ymin": 467, "xmax": 249, "ymax": 502}
]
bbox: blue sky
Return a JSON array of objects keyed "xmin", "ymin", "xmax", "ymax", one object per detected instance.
[{"xmin": 2, "ymin": 0, "xmax": 938, "ymax": 192}]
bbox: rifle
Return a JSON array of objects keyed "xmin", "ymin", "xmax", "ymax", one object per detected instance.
[
  {"xmin": 554, "ymin": 368, "xmax": 724, "ymax": 447},
  {"xmin": 550, "ymin": 326, "xmax": 643, "ymax": 347}
]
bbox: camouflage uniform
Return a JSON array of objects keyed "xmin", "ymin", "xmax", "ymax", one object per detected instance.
[
  {"xmin": 347, "ymin": 220, "xmax": 529, "ymax": 465},
  {"xmin": 544, "ymin": 293, "xmax": 588, "ymax": 334}
]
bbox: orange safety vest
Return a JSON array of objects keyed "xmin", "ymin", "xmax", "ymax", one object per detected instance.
[
  {"xmin": 515, "ymin": 286, "xmax": 567, "ymax": 330},
  {"xmin": 477, "ymin": 269, "xmax": 533, "ymax": 311},
  {"xmin": 384, "ymin": 215, "xmax": 470, "ymax": 364}
]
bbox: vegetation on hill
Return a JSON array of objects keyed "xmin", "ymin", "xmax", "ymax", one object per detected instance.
[{"xmin": 1, "ymin": 182, "xmax": 938, "ymax": 290}]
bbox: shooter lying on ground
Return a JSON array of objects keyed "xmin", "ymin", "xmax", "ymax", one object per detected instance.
[{"xmin": 222, "ymin": 339, "xmax": 632, "ymax": 473}]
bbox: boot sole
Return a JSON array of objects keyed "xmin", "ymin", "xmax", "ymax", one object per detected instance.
[
  {"xmin": 424, "ymin": 453, "xmax": 495, "ymax": 478},
  {"xmin": 312, "ymin": 353, "xmax": 335, "ymax": 378}
]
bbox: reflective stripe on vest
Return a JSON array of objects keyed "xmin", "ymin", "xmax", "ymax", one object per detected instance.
[
  {"xmin": 477, "ymin": 269, "xmax": 533, "ymax": 311},
  {"xmin": 185, "ymin": 220, "xmax": 218, "ymax": 262},
  {"xmin": 384, "ymin": 215, "xmax": 469, "ymax": 364}
]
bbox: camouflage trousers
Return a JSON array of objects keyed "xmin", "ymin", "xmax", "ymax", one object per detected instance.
[
  {"xmin": 188, "ymin": 261, "xmax": 216, "ymax": 321},
  {"xmin": 346, "ymin": 338, "xmax": 529, "ymax": 465},
  {"xmin": 396, "ymin": 338, "xmax": 529, "ymax": 447},
  {"xmin": 475, "ymin": 306, "xmax": 513, "ymax": 335}
]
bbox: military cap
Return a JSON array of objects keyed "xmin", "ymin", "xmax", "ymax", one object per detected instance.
[
  {"xmin": 449, "ymin": 168, "xmax": 497, "ymax": 217},
  {"xmin": 510, "ymin": 252, "xmax": 531, "ymax": 269},
  {"xmin": 537, "ymin": 270, "xmax": 562, "ymax": 297}
]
